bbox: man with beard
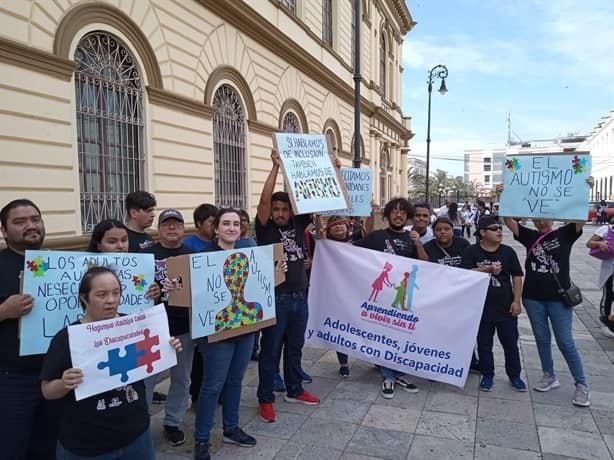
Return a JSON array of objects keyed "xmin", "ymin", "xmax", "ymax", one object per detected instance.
[
  {"xmin": 354, "ymin": 197, "xmax": 422, "ymax": 398},
  {"xmin": 0, "ymin": 199, "xmax": 61, "ymax": 459}
]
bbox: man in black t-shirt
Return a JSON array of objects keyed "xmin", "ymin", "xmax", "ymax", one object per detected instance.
[
  {"xmin": 141, "ymin": 209, "xmax": 194, "ymax": 446},
  {"xmin": 0, "ymin": 199, "xmax": 62, "ymax": 459},
  {"xmin": 461, "ymin": 216, "xmax": 524, "ymax": 393},
  {"xmin": 255, "ymin": 150, "xmax": 321, "ymax": 423},
  {"xmin": 354, "ymin": 197, "xmax": 421, "ymax": 399},
  {"xmin": 125, "ymin": 191, "xmax": 156, "ymax": 252},
  {"xmin": 424, "ymin": 216, "xmax": 470, "ymax": 266}
]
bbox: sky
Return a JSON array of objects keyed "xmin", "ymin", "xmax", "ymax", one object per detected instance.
[{"xmin": 401, "ymin": 0, "xmax": 614, "ymax": 178}]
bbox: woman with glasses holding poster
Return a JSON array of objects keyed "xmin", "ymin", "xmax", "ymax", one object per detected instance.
[{"xmin": 40, "ymin": 266, "xmax": 182, "ymax": 459}]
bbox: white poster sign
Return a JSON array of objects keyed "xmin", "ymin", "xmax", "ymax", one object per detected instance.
[
  {"xmin": 322, "ymin": 167, "xmax": 372, "ymax": 217},
  {"xmin": 69, "ymin": 304, "xmax": 176, "ymax": 401},
  {"xmin": 307, "ymin": 240, "xmax": 490, "ymax": 387}
]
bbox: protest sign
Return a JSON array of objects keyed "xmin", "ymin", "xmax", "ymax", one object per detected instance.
[
  {"xmin": 20, "ymin": 250, "xmax": 155, "ymax": 356},
  {"xmin": 307, "ymin": 240, "xmax": 490, "ymax": 387},
  {"xmin": 166, "ymin": 246, "xmax": 277, "ymax": 342},
  {"xmin": 322, "ymin": 167, "xmax": 372, "ymax": 217},
  {"xmin": 273, "ymin": 133, "xmax": 350, "ymax": 214},
  {"xmin": 500, "ymin": 153, "xmax": 591, "ymax": 220},
  {"xmin": 69, "ymin": 304, "xmax": 176, "ymax": 401}
]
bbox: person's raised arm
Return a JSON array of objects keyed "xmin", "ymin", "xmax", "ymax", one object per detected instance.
[
  {"xmin": 364, "ymin": 199, "xmax": 377, "ymax": 235},
  {"xmin": 257, "ymin": 149, "xmax": 281, "ymax": 226}
]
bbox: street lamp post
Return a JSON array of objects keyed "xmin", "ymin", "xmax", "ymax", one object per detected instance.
[{"xmin": 425, "ymin": 64, "xmax": 448, "ymax": 204}]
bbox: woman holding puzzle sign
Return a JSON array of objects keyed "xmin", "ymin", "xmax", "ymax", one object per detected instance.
[{"xmin": 40, "ymin": 266, "xmax": 182, "ymax": 459}]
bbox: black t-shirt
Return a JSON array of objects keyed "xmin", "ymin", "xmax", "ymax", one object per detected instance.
[
  {"xmin": 461, "ymin": 243, "xmax": 523, "ymax": 322},
  {"xmin": 354, "ymin": 229, "xmax": 418, "ymax": 259},
  {"xmin": 424, "ymin": 237, "xmax": 470, "ymax": 267},
  {"xmin": 141, "ymin": 243, "xmax": 193, "ymax": 335},
  {"xmin": 515, "ymin": 223, "xmax": 580, "ymax": 300},
  {"xmin": 255, "ymin": 215, "xmax": 310, "ymax": 293},
  {"xmin": 127, "ymin": 229, "xmax": 154, "ymax": 252},
  {"xmin": 40, "ymin": 323, "xmax": 149, "ymax": 456},
  {"xmin": 0, "ymin": 248, "xmax": 45, "ymax": 373}
]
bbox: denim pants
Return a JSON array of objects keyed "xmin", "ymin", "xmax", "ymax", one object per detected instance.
[
  {"xmin": 477, "ymin": 317, "xmax": 521, "ymax": 379},
  {"xmin": 56, "ymin": 427, "xmax": 154, "ymax": 459},
  {"xmin": 258, "ymin": 289, "xmax": 308, "ymax": 402},
  {"xmin": 145, "ymin": 332, "xmax": 194, "ymax": 426},
  {"xmin": 379, "ymin": 366, "xmax": 405, "ymax": 382},
  {"xmin": 523, "ymin": 298, "xmax": 586, "ymax": 385},
  {"xmin": 0, "ymin": 370, "xmax": 62, "ymax": 460},
  {"xmin": 194, "ymin": 333, "xmax": 254, "ymax": 442}
]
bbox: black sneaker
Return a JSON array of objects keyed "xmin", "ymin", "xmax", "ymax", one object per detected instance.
[
  {"xmin": 194, "ymin": 441, "xmax": 211, "ymax": 460},
  {"xmin": 152, "ymin": 391, "xmax": 167, "ymax": 404},
  {"xmin": 395, "ymin": 378, "xmax": 419, "ymax": 393},
  {"xmin": 339, "ymin": 366, "xmax": 350, "ymax": 378},
  {"xmin": 223, "ymin": 427, "xmax": 257, "ymax": 447},
  {"xmin": 381, "ymin": 380, "xmax": 394, "ymax": 399},
  {"xmin": 163, "ymin": 425, "xmax": 185, "ymax": 446}
]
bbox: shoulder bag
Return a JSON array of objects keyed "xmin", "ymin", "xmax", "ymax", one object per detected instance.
[{"xmin": 589, "ymin": 226, "xmax": 614, "ymax": 260}]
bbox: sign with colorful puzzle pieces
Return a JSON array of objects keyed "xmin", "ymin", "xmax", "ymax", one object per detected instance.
[
  {"xmin": 188, "ymin": 246, "xmax": 277, "ymax": 341},
  {"xmin": 69, "ymin": 304, "xmax": 176, "ymax": 401},
  {"xmin": 20, "ymin": 250, "xmax": 155, "ymax": 356},
  {"xmin": 500, "ymin": 153, "xmax": 591, "ymax": 220},
  {"xmin": 273, "ymin": 133, "xmax": 350, "ymax": 215}
]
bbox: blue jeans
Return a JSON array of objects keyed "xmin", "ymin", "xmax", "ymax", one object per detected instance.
[
  {"xmin": 258, "ymin": 290, "xmax": 308, "ymax": 402},
  {"xmin": 194, "ymin": 333, "xmax": 254, "ymax": 442},
  {"xmin": 523, "ymin": 298, "xmax": 586, "ymax": 385},
  {"xmin": 0, "ymin": 370, "xmax": 62, "ymax": 460},
  {"xmin": 56, "ymin": 427, "xmax": 154, "ymax": 459},
  {"xmin": 477, "ymin": 317, "xmax": 521, "ymax": 379},
  {"xmin": 379, "ymin": 366, "xmax": 404, "ymax": 382}
]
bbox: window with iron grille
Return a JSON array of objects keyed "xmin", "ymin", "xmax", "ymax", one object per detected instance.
[
  {"xmin": 323, "ymin": 0, "xmax": 333, "ymax": 46},
  {"xmin": 380, "ymin": 148, "xmax": 388, "ymax": 204},
  {"xmin": 279, "ymin": 0, "xmax": 296, "ymax": 14},
  {"xmin": 74, "ymin": 31, "xmax": 145, "ymax": 233},
  {"xmin": 380, "ymin": 34, "xmax": 387, "ymax": 96},
  {"xmin": 351, "ymin": 0, "xmax": 357, "ymax": 69},
  {"xmin": 213, "ymin": 84, "xmax": 247, "ymax": 209},
  {"xmin": 282, "ymin": 112, "xmax": 301, "ymax": 133}
]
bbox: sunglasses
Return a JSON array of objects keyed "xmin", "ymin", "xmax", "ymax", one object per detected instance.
[{"xmin": 485, "ymin": 225, "xmax": 503, "ymax": 232}]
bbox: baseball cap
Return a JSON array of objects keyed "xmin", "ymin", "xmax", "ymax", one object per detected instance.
[
  {"xmin": 158, "ymin": 209, "xmax": 184, "ymax": 225},
  {"xmin": 478, "ymin": 215, "xmax": 500, "ymax": 230}
]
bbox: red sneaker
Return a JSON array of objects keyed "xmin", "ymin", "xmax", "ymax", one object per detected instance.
[
  {"xmin": 259, "ymin": 402, "xmax": 276, "ymax": 423},
  {"xmin": 284, "ymin": 390, "xmax": 320, "ymax": 405}
]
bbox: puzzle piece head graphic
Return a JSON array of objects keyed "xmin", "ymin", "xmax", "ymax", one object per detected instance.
[{"xmin": 223, "ymin": 252, "xmax": 249, "ymax": 297}]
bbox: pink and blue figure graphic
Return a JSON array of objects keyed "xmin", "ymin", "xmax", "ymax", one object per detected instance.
[
  {"xmin": 215, "ymin": 252, "xmax": 263, "ymax": 332},
  {"xmin": 97, "ymin": 329, "xmax": 161, "ymax": 382},
  {"xmin": 391, "ymin": 272, "xmax": 409, "ymax": 311},
  {"xmin": 369, "ymin": 262, "xmax": 393, "ymax": 302},
  {"xmin": 405, "ymin": 265, "xmax": 420, "ymax": 312}
]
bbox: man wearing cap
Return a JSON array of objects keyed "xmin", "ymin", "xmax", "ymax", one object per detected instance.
[
  {"xmin": 141, "ymin": 209, "xmax": 194, "ymax": 447},
  {"xmin": 461, "ymin": 215, "xmax": 525, "ymax": 393}
]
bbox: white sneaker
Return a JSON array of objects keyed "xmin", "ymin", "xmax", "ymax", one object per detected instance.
[
  {"xmin": 572, "ymin": 384, "xmax": 590, "ymax": 407},
  {"xmin": 532, "ymin": 373, "xmax": 560, "ymax": 392},
  {"xmin": 601, "ymin": 326, "xmax": 614, "ymax": 338}
]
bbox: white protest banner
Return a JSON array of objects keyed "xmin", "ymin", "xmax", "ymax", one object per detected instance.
[
  {"xmin": 307, "ymin": 240, "xmax": 489, "ymax": 387},
  {"xmin": 20, "ymin": 250, "xmax": 155, "ymax": 356},
  {"xmin": 273, "ymin": 132, "xmax": 350, "ymax": 214},
  {"xmin": 322, "ymin": 167, "xmax": 372, "ymax": 217},
  {"xmin": 500, "ymin": 153, "xmax": 591, "ymax": 220},
  {"xmin": 189, "ymin": 246, "xmax": 277, "ymax": 341},
  {"xmin": 69, "ymin": 304, "xmax": 176, "ymax": 401}
]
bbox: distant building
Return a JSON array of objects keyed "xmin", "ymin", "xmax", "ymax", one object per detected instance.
[
  {"xmin": 585, "ymin": 111, "xmax": 614, "ymax": 201},
  {"xmin": 463, "ymin": 147, "xmax": 506, "ymax": 196},
  {"xmin": 407, "ymin": 157, "xmax": 426, "ymax": 194}
]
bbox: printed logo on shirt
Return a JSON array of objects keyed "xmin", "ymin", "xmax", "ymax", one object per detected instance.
[
  {"xmin": 476, "ymin": 260, "xmax": 502, "ymax": 287},
  {"xmin": 436, "ymin": 255, "xmax": 462, "ymax": 267},
  {"xmin": 139, "ymin": 240, "xmax": 154, "ymax": 250},
  {"xmin": 279, "ymin": 228, "xmax": 304, "ymax": 262},
  {"xmin": 530, "ymin": 239, "xmax": 561, "ymax": 274},
  {"xmin": 384, "ymin": 237, "xmax": 412, "ymax": 256},
  {"xmin": 154, "ymin": 260, "xmax": 169, "ymax": 301}
]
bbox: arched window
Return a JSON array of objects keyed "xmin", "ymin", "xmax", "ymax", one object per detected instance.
[
  {"xmin": 282, "ymin": 112, "xmax": 301, "ymax": 133},
  {"xmin": 325, "ymin": 128, "xmax": 337, "ymax": 154},
  {"xmin": 380, "ymin": 147, "xmax": 389, "ymax": 204},
  {"xmin": 74, "ymin": 31, "xmax": 145, "ymax": 233},
  {"xmin": 212, "ymin": 84, "xmax": 247, "ymax": 209},
  {"xmin": 380, "ymin": 33, "xmax": 387, "ymax": 97}
]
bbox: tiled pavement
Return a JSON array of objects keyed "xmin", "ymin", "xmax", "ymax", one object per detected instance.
[{"xmin": 152, "ymin": 225, "xmax": 614, "ymax": 459}]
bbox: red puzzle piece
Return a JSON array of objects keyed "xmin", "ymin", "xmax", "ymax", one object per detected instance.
[{"xmin": 135, "ymin": 328, "xmax": 161, "ymax": 373}]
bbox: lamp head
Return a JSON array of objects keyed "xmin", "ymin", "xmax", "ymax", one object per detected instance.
[{"xmin": 438, "ymin": 79, "xmax": 448, "ymax": 95}]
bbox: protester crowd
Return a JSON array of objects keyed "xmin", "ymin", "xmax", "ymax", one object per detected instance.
[{"xmin": 1, "ymin": 148, "xmax": 609, "ymax": 460}]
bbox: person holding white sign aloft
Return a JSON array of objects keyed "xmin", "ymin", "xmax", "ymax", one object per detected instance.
[
  {"xmin": 40, "ymin": 266, "xmax": 182, "ymax": 459},
  {"xmin": 497, "ymin": 177, "xmax": 594, "ymax": 407}
]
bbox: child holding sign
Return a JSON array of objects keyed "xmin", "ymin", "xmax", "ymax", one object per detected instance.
[{"xmin": 40, "ymin": 266, "xmax": 182, "ymax": 459}]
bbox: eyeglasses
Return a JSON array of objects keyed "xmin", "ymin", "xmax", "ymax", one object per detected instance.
[{"xmin": 485, "ymin": 225, "xmax": 503, "ymax": 232}]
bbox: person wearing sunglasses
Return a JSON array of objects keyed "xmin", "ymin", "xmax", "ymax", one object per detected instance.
[{"xmin": 461, "ymin": 216, "xmax": 525, "ymax": 393}]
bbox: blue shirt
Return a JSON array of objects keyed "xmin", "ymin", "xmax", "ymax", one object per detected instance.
[
  {"xmin": 235, "ymin": 237, "xmax": 257, "ymax": 248},
  {"xmin": 182, "ymin": 234, "xmax": 213, "ymax": 252}
]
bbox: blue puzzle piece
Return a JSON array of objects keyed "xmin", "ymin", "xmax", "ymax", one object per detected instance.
[{"xmin": 97, "ymin": 343, "xmax": 146, "ymax": 382}]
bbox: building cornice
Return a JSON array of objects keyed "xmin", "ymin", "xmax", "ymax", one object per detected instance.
[
  {"xmin": 0, "ymin": 36, "xmax": 74, "ymax": 81},
  {"xmin": 146, "ymin": 87, "xmax": 213, "ymax": 118}
]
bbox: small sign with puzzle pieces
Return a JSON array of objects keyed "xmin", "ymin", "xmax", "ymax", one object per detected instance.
[{"xmin": 68, "ymin": 304, "xmax": 176, "ymax": 401}]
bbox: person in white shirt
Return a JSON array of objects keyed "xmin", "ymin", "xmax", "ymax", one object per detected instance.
[
  {"xmin": 587, "ymin": 224, "xmax": 614, "ymax": 337},
  {"xmin": 403, "ymin": 202, "xmax": 434, "ymax": 245}
]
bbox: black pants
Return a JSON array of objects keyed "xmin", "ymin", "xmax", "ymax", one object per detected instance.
[
  {"xmin": 477, "ymin": 317, "xmax": 521, "ymax": 379},
  {"xmin": 190, "ymin": 347, "xmax": 203, "ymax": 402},
  {"xmin": 600, "ymin": 275, "xmax": 614, "ymax": 331}
]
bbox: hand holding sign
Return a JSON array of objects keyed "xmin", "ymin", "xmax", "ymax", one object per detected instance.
[{"xmin": 2, "ymin": 294, "xmax": 33, "ymax": 319}]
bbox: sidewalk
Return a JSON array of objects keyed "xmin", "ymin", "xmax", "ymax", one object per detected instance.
[{"xmin": 152, "ymin": 225, "xmax": 614, "ymax": 460}]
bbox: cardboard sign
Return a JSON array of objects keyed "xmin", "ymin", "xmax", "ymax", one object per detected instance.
[
  {"xmin": 322, "ymin": 167, "xmax": 372, "ymax": 217},
  {"xmin": 69, "ymin": 304, "xmax": 176, "ymax": 401},
  {"xmin": 500, "ymin": 153, "xmax": 591, "ymax": 220},
  {"xmin": 167, "ymin": 245, "xmax": 278, "ymax": 342},
  {"xmin": 307, "ymin": 240, "xmax": 490, "ymax": 388},
  {"xmin": 20, "ymin": 250, "xmax": 155, "ymax": 356},
  {"xmin": 273, "ymin": 133, "xmax": 350, "ymax": 215}
]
